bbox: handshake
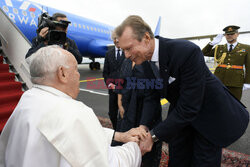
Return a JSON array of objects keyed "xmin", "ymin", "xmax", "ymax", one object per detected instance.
[{"xmin": 115, "ymin": 125, "xmax": 155, "ymax": 155}]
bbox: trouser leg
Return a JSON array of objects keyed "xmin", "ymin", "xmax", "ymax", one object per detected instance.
[
  {"xmin": 168, "ymin": 126, "xmax": 222, "ymax": 167},
  {"xmin": 192, "ymin": 131, "xmax": 222, "ymax": 167},
  {"xmin": 108, "ymin": 91, "xmax": 118, "ymax": 130},
  {"xmin": 168, "ymin": 126, "xmax": 194, "ymax": 167}
]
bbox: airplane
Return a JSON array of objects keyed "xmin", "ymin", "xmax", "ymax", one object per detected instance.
[{"xmin": 0, "ymin": 0, "xmax": 162, "ymax": 70}]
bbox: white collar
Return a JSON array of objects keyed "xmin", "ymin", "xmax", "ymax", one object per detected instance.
[
  {"xmin": 115, "ymin": 46, "xmax": 121, "ymax": 51},
  {"xmin": 227, "ymin": 42, "xmax": 238, "ymax": 48},
  {"xmin": 33, "ymin": 84, "xmax": 72, "ymax": 99},
  {"xmin": 151, "ymin": 38, "xmax": 159, "ymax": 62}
]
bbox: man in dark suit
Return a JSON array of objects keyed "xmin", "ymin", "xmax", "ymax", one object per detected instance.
[
  {"xmin": 114, "ymin": 15, "xmax": 249, "ymax": 167},
  {"xmin": 103, "ymin": 32, "xmax": 125, "ymax": 130}
]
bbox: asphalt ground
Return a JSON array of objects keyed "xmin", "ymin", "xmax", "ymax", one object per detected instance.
[{"xmin": 76, "ymin": 63, "xmax": 250, "ymax": 155}]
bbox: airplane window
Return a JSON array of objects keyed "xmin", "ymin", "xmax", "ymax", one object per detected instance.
[
  {"xmin": 79, "ymin": 24, "xmax": 81, "ymax": 28},
  {"xmin": 82, "ymin": 25, "xmax": 85, "ymax": 29},
  {"xmin": 22, "ymin": 10, "xmax": 27, "ymax": 16},
  {"xmin": 87, "ymin": 26, "xmax": 89, "ymax": 30},
  {"xmin": 94, "ymin": 28, "xmax": 97, "ymax": 31},
  {"xmin": 91, "ymin": 27, "xmax": 93, "ymax": 31},
  {"xmin": 13, "ymin": 8, "xmax": 18, "ymax": 14},
  {"xmin": 101, "ymin": 29, "xmax": 103, "ymax": 32},
  {"xmin": 3, "ymin": 6, "xmax": 9, "ymax": 12},
  {"xmin": 30, "ymin": 12, "xmax": 35, "ymax": 18},
  {"xmin": 97, "ymin": 28, "xmax": 100, "ymax": 32},
  {"xmin": 74, "ymin": 23, "xmax": 77, "ymax": 27}
]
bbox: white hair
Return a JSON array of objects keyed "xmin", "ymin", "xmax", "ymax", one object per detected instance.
[{"xmin": 30, "ymin": 45, "xmax": 69, "ymax": 84}]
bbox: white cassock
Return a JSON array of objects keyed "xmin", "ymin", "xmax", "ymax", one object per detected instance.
[{"xmin": 0, "ymin": 85, "xmax": 141, "ymax": 167}]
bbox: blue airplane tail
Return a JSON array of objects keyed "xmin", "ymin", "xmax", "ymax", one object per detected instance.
[{"xmin": 154, "ymin": 16, "xmax": 161, "ymax": 36}]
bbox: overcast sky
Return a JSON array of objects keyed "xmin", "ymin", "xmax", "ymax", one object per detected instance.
[{"xmin": 30, "ymin": 0, "xmax": 250, "ymax": 47}]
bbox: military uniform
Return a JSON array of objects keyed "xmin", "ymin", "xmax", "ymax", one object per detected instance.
[{"xmin": 202, "ymin": 41, "xmax": 250, "ymax": 100}]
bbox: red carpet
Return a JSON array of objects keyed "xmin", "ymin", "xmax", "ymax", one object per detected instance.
[
  {"xmin": 0, "ymin": 55, "xmax": 23, "ymax": 131},
  {"xmin": 98, "ymin": 116, "xmax": 250, "ymax": 166}
]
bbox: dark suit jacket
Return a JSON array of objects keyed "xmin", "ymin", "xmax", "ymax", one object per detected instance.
[
  {"xmin": 119, "ymin": 60, "xmax": 162, "ymax": 131},
  {"xmin": 25, "ymin": 37, "xmax": 82, "ymax": 64},
  {"xmin": 103, "ymin": 47, "xmax": 125, "ymax": 93},
  {"xmin": 149, "ymin": 36, "xmax": 249, "ymax": 147}
]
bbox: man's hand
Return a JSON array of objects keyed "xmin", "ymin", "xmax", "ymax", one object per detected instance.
[
  {"xmin": 114, "ymin": 131, "xmax": 139, "ymax": 144},
  {"xmin": 114, "ymin": 127, "xmax": 147, "ymax": 143},
  {"xmin": 129, "ymin": 127, "xmax": 148, "ymax": 141},
  {"xmin": 139, "ymin": 132, "xmax": 153, "ymax": 155},
  {"xmin": 139, "ymin": 125, "xmax": 149, "ymax": 132},
  {"xmin": 210, "ymin": 34, "xmax": 224, "ymax": 46},
  {"xmin": 108, "ymin": 83, "xmax": 116, "ymax": 90},
  {"xmin": 39, "ymin": 27, "xmax": 49, "ymax": 39}
]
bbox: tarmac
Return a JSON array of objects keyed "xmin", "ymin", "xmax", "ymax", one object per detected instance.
[{"xmin": 76, "ymin": 63, "xmax": 250, "ymax": 155}]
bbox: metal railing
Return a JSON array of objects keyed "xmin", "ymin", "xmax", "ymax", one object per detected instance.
[{"xmin": 0, "ymin": 8, "xmax": 32, "ymax": 89}]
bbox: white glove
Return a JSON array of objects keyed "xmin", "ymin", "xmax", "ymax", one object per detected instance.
[
  {"xmin": 209, "ymin": 34, "xmax": 224, "ymax": 46},
  {"xmin": 243, "ymin": 84, "xmax": 250, "ymax": 91}
]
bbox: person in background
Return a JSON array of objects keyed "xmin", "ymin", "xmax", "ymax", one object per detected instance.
[
  {"xmin": 116, "ymin": 58, "xmax": 162, "ymax": 167},
  {"xmin": 25, "ymin": 12, "xmax": 82, "ymax": 64},
  {"xmin": 202, "ymin": 25, "xmax": 250, "ymax": 100},
  {"xmin": 0, "ymin": 45, "xmax": 148, "ymax": 167},
  {"xmin": 115, "ymin": 15, "xmax": 249, "ymax": 167},
  {"xmin": 103, "ymin": 31, "xmax": 125, "ymax": 130}
]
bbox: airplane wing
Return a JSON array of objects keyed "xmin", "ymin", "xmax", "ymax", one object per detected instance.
[{"xmin": 176, "ymin": 31, "xmax": 250, "ymax": 41}]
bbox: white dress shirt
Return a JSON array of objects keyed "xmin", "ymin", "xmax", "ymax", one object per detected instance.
[
  {"xmin": 227, "ymin": 42, "xmax": 238, "ymax": 51},
  {"xmin": 115, "ymin": 47, "xmax": 122, "ymax": 60},
  {"xmin": 150, "ymin": 38, "xmax": 160, "ymax": 69},
  {"xmin": 0, "ymin": 85, "xmax": 141, "ymax": 167}
]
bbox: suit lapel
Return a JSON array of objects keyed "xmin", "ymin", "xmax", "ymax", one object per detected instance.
[
  {"xmin": 109, "ymin": 48, "xmax": 116, "ymax": 63},
  {"xmin": 116, "ymin": 51, "xmax": 125, "ymax": 67},
  {"xmin": 223, "ymin": 44, "xmax": 228, "ymax": 53},
  {"xmin": 158, "ymin": 37, "xmax": 170, "ymax": 97},
  {"xmin": 141, "ymin": 61, "xmax": 156, "ymax": 79},
  {"xmin": 232, "ymin": 43, "xmax": 240, "ymax": 53},
  {"xmin": 158, "ymin": 38, "xmax": 170, "ymax": 81},
  {"xmin": 110, "ymin": 48, "xmax": 120, "ymax": 69}
]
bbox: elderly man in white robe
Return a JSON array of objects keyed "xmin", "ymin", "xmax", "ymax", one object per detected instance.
[{"xmin": 0, "ymin": 45, "xmax": 146, "ymax": 167}]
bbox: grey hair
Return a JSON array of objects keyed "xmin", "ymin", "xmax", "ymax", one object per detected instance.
[
  {"xmin": 115, "ymin": 15, "xmax": 154, "ymax": 41},
  {"xmin": 29, "ymin": 45, "xmax": 69, "ymax": 84}
]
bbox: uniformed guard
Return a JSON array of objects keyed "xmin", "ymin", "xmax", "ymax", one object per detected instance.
[{"xmin": 202, "ymin": 25, "xmax": 250, "ymax": 100}]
